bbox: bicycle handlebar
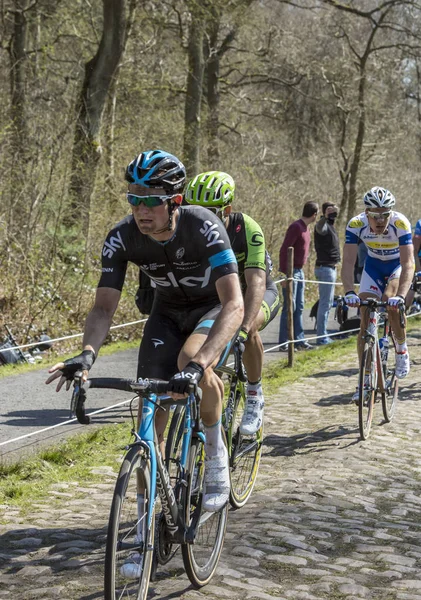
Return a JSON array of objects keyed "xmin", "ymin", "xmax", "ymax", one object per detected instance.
[
  {"xmin": 359, "ymin": 299, "xmax": 388, "ymax": 307},
  {"xmin": 70, "ymin": 376, "xmax": 201, "ymax": 425},
  {"xmin": 336, "ymin": 297, "xmax": 405, "ymax": 328}
]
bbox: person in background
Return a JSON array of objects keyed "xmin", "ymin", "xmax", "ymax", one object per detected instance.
[
  {"xmin": 405, "ymin": 218, "xmax": 421, "ymax": 310},
  {"xmin": 184, "ymin": 170, "xmax": 280, "ymax": 436},
  {"xmin": 341, "ymin": 186, "xmax": 414, "ymax": 403},
  {"xmin": 278, "ymin": 201, "xmax": 319, "ymax": 351},
  {"xmin": 314, "ymin": 202, "xmax": 340, "ymax": 345}
]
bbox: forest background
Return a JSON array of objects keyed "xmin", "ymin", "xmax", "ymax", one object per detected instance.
[{"xmin": 1, "ymin": 0, "xmax": 421, "ymax": 349}]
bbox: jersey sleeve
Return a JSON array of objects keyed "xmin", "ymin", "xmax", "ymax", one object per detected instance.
[
  {"xmin": 195, "ymin": 209, "xmax": 238, "ymax": 279},
  {"xmin": 394, "ymin": 214, "xmax": 413, "ymax": 246},
  {"xmin": 345, "ymin": 216, "xmax": 364, "ymax": 244},
  {"xmin": 414, "ymin": 219, "xmax": 421, "ymax": 238},
  {"xmin": 243, "ymin": 214, "xmax": 266, "ymax": 271},
  {"xmin": 97, "ymin": 225, "xmax": 129, "ymax": 291}
]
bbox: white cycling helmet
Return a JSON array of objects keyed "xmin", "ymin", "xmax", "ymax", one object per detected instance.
[{"xmin": 363, "ymin": 186, "xmax": 395, "ymax": 208}]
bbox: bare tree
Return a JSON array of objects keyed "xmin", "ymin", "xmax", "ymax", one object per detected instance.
[
  {"xmin": 67, "ymin": 0, "xmax": 128, "ymax": 232},
  {"xmin": 183, "ymin": 0, "xmax": 206, "ymax": 176}
]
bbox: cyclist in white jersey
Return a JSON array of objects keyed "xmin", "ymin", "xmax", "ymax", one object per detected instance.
[{"xmin": 341, "ymin": 187, "xmax": 414, "ymax": 401}]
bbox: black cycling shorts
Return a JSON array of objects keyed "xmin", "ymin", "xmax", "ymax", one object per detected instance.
[{"xmin": 137, "ymin": 301, "xmax": 221, "ymax": 380}]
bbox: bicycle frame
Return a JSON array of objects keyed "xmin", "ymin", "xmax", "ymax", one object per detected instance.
[{"xmin": 136, "ymin": 391, "xmax": 205, "ymax": 545}]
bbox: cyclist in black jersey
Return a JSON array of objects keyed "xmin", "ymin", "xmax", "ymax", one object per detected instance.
[
  {"xmin": 185, "ymin": 171, "xmax": 280, "ymax": 436},
  {"xmin": 46, "ymin": 150, "xmax": 244, "ymax": 522}
]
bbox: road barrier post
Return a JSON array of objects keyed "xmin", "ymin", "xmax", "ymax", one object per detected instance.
[{"xmin": 287, "ymin": 247, "xmax": 294, "ymax": 367}]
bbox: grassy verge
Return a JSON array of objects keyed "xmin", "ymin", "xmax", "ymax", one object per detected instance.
[{"xmin": 0, "ymin": 423, "xmax": 132, "ymax": 516}]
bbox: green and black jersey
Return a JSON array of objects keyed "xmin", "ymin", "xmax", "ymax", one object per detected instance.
[{"xmin": 226, "ymin": 212, "xmax": 273, "ymax": 290}]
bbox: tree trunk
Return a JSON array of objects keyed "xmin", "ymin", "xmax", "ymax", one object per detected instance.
[
  {"xmin": 104, "ymin": 0, "xmax": 137, "ymax": 198},
  {"xmin": 9, "ymin": 0, "xmax": 28, "ymax": 161},
  {"xmin": 68, "ymin": 0, "xmax": 127, "ymax": 233},
  {"xmin": 206, "ymin": 15, "xmax": 220, "ymax": 168},
  {"xmin": 183, "ymin": 6, "xmax": 205, "ymax": 177},
  {"xmin": 347, "ymin": 59, "xmax": 367, "ymax": 222}
]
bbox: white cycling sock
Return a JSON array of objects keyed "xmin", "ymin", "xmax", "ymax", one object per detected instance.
[
  {"xmin": 204, "ymin": 419, "xmax": 225, "ymax": 457},
  {"xmin": 247, "ymin": 381, "xmax": 263, "ymax": 397},
  {"xmin": 137, "ymin": 493, "xmax": 145, "ymax": 539},
  {"xmin": 395, "ymin": 342, "xmax": 408, "ymax": 354}
]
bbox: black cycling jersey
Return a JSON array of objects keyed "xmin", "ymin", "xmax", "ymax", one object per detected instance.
[{"xmin": 98, "ymin": 205, "xmax": 238, "ymax": 306}]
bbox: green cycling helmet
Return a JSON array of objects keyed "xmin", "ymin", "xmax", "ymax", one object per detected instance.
[{"xmin": 184, "ymin": 171, "xmax": 235, "ymax": 207}]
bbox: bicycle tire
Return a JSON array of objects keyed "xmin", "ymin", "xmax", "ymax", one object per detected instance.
[
  {"xmin": 381, "ymin": 338, "xmax": 398, "ymax": 422},
  {"xmin": 181, "ymin": 437, "xmax": 228, "ymax": 588},
  {"xmin": 104, "ymin": 445, "xmax": 155, "ymax": 600},
  {"xmin": 228, "ymin": 382, "xmax": 263, "ymax": 509},
  {"xmin": 359, "ymin": 342, "xmax": 376, "ymax": 441}
]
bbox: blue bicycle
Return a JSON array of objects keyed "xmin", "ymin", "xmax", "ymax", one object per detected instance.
[{"xmin": 71, "ymin": 376, "xmax": 228, "ymax": 599}]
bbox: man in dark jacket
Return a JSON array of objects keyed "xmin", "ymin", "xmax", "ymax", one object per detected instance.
[{"xmin": 314, "ymin": 202, "xmax": 341, "ymax": 344}]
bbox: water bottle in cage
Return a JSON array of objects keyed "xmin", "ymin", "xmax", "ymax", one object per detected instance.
[{"xmin": 379, "ymin": 336, "xmax": 389, "ymax": 366}]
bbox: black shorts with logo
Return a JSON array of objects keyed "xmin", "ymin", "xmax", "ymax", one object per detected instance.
[{"xmin": 137, "ymin": 300, "xmax": 222, "ymax": 380}]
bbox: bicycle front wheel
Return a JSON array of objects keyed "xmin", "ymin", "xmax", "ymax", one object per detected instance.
[
  {"xmin": 181, "ymin": 437, "xmax": 228, "ymax": 588},
  {"xmin": 381, "ymin": 363, "xmax": 398, "ymax": 423},
  {"xmin": 359, "ymin": 342, "xmax": 376, "ymax": 441},
  {"xmin": 104, "ymin": 445, "xmax": 155, "ymax": 600},
  {"xmin": 228, "ymin": 384, "xmax": 263, "ymax": 508}
]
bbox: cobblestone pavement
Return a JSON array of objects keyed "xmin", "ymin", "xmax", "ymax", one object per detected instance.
[{"xmin": 2, "ymin": 332, "xmax": 421, "ymax": 599}]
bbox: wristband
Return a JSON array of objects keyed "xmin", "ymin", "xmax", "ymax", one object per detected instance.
[
  {"xmin": 345, "ymin": 290, "xmax": 355, "ymax": 296},
  {"xmin": 396, "ymin": 295, "xmax": 405, "ymax": 301},
  {"xmin": 238, "ymin": 328, "xmax": 249, "ymax": 341}
]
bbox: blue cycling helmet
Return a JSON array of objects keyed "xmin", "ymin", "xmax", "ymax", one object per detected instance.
[{"xmin": 125, "ymin": 150, "xmax": 186, "ymax": 193}]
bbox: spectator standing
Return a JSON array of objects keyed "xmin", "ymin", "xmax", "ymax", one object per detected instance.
[
  {"xmin": 278, "ymin": 201, "xmax": 319, "ymax": 350},
  {"xmin": 314, "ymin": 202, "xmax": 341, "ymax": 345}
]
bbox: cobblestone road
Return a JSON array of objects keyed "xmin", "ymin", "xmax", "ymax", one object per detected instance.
[{"xmin": 2, "ymin": 331, "xmax": 421, "ymax": 599}]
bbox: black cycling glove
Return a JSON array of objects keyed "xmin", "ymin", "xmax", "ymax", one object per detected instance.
[
  {"xmin": 167, "ymin": 361, "xmax": 204, "ymax": 395},
  {"xmin": 60, "ymin": 349, "xmax": 96, "ymax": 380}
]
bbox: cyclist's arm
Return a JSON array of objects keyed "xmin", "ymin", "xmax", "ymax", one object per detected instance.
[
  {"xmin": 413, "ymin": 235, "xmax": 421, "ymax": 271},
  {"xmin": 191, "ymin": 273, "xmax": 244, "ymax": 370},
  {"xmin": 46, "ymin": 287, "xmax": 121, "ymax": 388},
  {"xmin": 341, "ymin": 243, "xmax": 358, "ymax": 293},
  {"xmin": 82, "ymin": 287, "xmax": 121, "ymax": 355},
  {"xmin": 397, "ymin": 244, "xmax": 415, "ymax": 299},
  {"xmin": 242, "ymin": 268, "xmax": 266, "ymax": 333}
]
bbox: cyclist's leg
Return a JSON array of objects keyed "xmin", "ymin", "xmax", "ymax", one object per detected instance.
[
  {"xmin": 132, "ymin": 307, "xmax": 187, "ymax": 552},
  {"xmin": 353, "ymin": 259, "xmax": 385, "ymax": 402},
  {"xmin": 240, "ymin": 282, "xmax": 280, "ymax": 435},
  {"xmin": 358, "ymin": 259, "xmax": 388, "ymax": 359},
  {"xmin": 137, "ymin": 308, "xmax": 187, "ymax": 452},
  {"xmin": 177, "ymin": 305, "xmax": 230, "ymax": 512},
  {"xmin": 383, "ymin": 265, "xmax": 410, "ymax": 379}
]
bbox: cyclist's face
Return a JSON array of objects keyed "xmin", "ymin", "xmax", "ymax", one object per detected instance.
[
  {"xmin": 128, "ymin": 184, "xmax": 170, "ymax": 235},
  {"xmin": 366, "ymin": 207, "xmax": 391, "ymax": 234}
]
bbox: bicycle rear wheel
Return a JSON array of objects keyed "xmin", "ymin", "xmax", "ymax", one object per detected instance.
[
  {"xmin": 104, "ymin": 445, "xmax": 155, "ymax": 600},
  {"xmin": 228, "ymin": 383, "xmax": 263, "ymax": 508},
  {"xmin": 181, "ymin": 437, "xmax": 228, "ymax": 588},
  {"xmin": 358, "ymin": 342, "xmax": 376, "ymax": 441}
]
